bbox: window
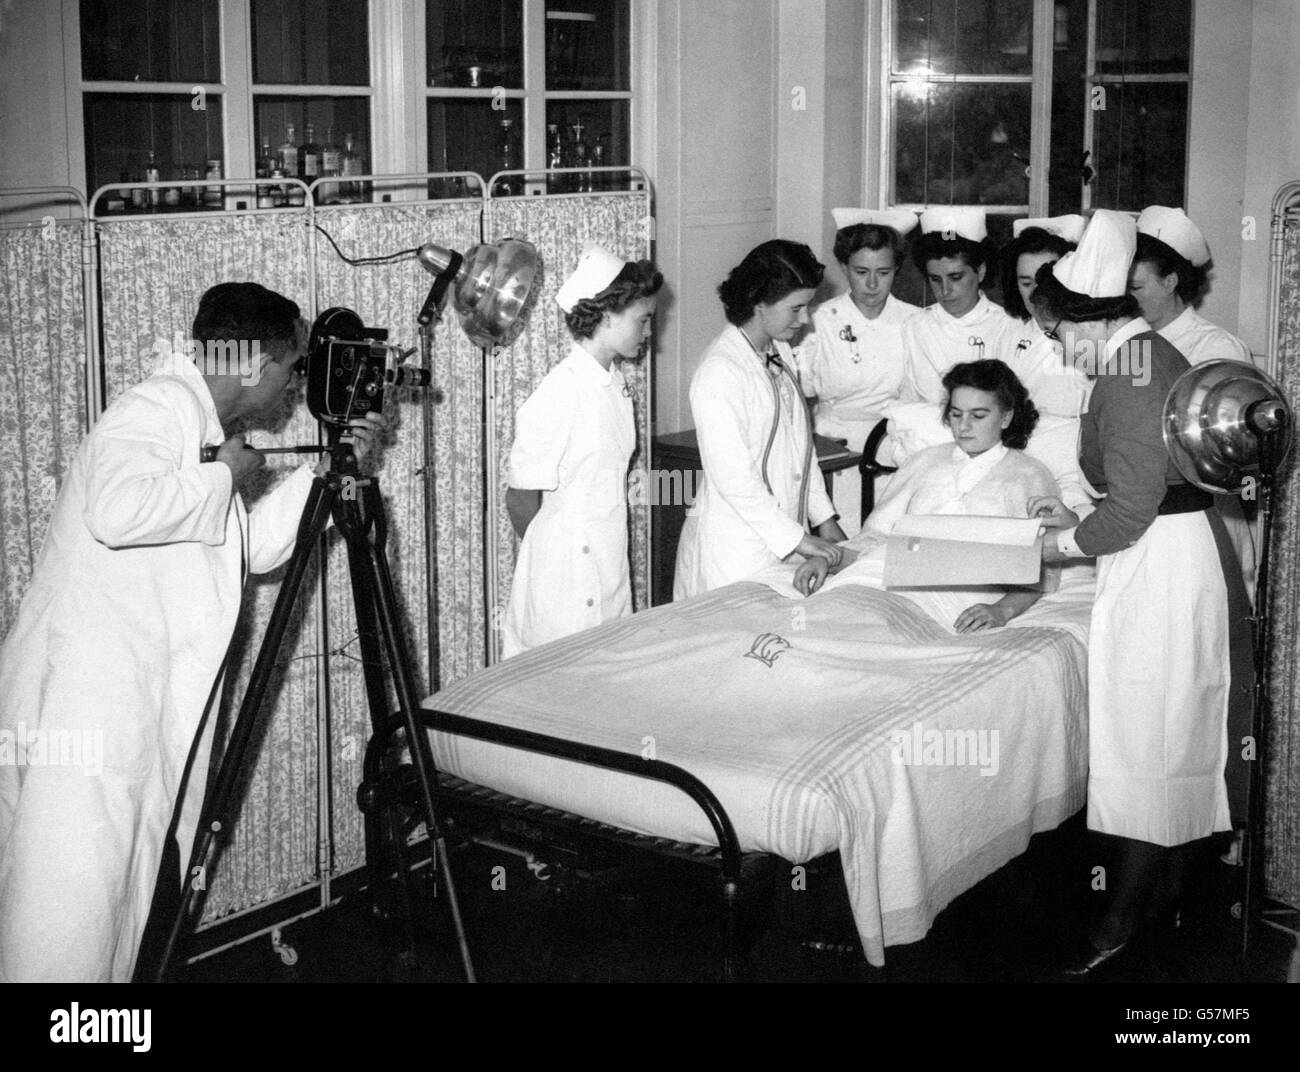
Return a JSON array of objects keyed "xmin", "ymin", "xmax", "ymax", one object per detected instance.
[
  {"xmin": 1051, "ymin": 0, "xmax": 1191, "ymax": 214},
  {"xmin": 79, "ymin": 0, "xmax": 227, "ymax": 214},
  {"xmin": 72, "ymin": 0, "xmax": 638, "ymax": 213},
  {"xmin": 887, "ymin": 0, "xmax": 1192, "ymax": 230},
  {"xmin": 425, "ymin": 0, "xmax": 634, "ymax": 198}
]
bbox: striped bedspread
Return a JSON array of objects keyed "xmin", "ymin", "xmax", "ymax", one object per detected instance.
[{"xmin": 424, "ymin": 564, "xmax": 1092, "ymax": 965}]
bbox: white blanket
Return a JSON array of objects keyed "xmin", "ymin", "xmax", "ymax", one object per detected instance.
[{"xmin": 424, "ymin": 564, "xmax": 1093, "ymax": 965}]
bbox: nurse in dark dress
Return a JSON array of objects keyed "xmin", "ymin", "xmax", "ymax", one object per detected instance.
[{"xmin": 1026, "ymin": 210, "xmax": 1247, "ymax": 974}]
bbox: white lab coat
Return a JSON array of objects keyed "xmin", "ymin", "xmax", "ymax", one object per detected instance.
[
  {"xmin": 0, "ymin": 358, "xmax": 314, "ymax": 982},
  {"xmin": 802, "ymin": 294, "xmax": 919, "ymax": 535},
  {"xmin": 1158, "ymin": 306, "xmax": 1253, "ymax": 367},
  {"xmin": 901, "ymin": 294, "xmax": 1021, "ymax": 403},
  {"xmin": 1001, "ymin": 319, "xmax": 1091, "ymax": 419},
  {"xmin": 502, "ymin": 344, "xmax": 634, "ymax": 657},
  {"xmin": 674, "ymin": 325, "xmax": 836, "ymax": 599}
]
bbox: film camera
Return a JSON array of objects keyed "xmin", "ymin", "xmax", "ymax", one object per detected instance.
[{"xmin": 302, "ymin": 307, "xmax": 432, "ymax": 426}]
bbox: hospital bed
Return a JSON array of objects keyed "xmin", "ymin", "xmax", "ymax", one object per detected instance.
[{"xmin": 418, "ymin": 552, "xmax": 1095, "ymax": 978}]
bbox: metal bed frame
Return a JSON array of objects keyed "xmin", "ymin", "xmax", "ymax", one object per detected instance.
[{"xmin": 410, "ymin": 707, "xmax": 777, "ymax": 982}]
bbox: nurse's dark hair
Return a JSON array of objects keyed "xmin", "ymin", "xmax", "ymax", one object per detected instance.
[
  {"xmin": 833, "ymin": 223, "xmax": 907, "ymax": 266},
  {"xmin": 912, "ymin": 230, "xmax": 990, "ymax": 274},
  {"xmin": 1133, "ymin": 232, "xmax": 1209, "ymax": 304},
  {"xmin": 192, "ymin": 282, "xmax": 300, "ymax": 346},
  {"xmin": 1030, "ymin": 262, "xmax": 1140, "ymax": 323},
  {"xmin": 718, "ymin": 239, "xmax": 825, "ymax": 325},
  {"xmin": 565, "ymin": 260, "xmax": 664, "ymax": 339},
  {"xmin": 941, "ymin": 359, "xmax": 1039, "ymax": 451},
  {"xmin": 1000, "ymin": 227, "xmax": 1076, "ymax": 321}
]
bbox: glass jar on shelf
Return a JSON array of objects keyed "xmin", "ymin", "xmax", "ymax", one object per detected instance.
[
  {"xmin": 496, "ymin": 117, "xmax": 519, "ymax": 196},
  {"xmin": 203, "ymin": 160, "xmax": 224, "ymax": 209}
]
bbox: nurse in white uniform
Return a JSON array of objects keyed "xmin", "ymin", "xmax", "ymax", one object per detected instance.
[
  {"xmin": 998, "ymin": 215, "xmax": 1090, "ymax": 418},
  {"xmin": 502, "ymin": 246, "xmax": 662, "ymax": 656},
  {"xmin": 802, "ymin": 207, "xmax": 920, "ymax": 534},
  {"xmin": 1129, "ymin": 206, "xmax": 1254, "ymax": 368},
  {"xmin": 901, "ymin": 207, "xmax": 1021, "ymax": 403},
  {"xmin": 1029, "ymin": 212, "xmax": 1245, "ymax": 974},
  {"xmin": 674, "ymin": 239, "xmax": 845, "ymax": 599},
  {"xmin": 1129, "ymin": 205, "xmax": 1259, "ymax": 600}
]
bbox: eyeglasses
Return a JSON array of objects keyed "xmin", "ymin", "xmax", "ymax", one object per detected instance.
[{"xmin": 1043, "ymin": 319, "xmax": 1063, "ymax": 343}]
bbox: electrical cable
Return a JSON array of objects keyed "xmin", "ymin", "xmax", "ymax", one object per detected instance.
[{"xmin": 313, "ymin": 222, "xmax": 420, "ymax": 266}]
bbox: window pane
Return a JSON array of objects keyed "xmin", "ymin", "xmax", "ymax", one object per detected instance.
[
  {"xmin": 1090, "ymin": 83, "xmax": 1188, "ymax": 210},
  {"xmin": 251, "ymin": 0, "xmax": 369, "ymax": 86},
  {"xmin": 255, "ymin": 98, "xmax": 371, "ymax": 202},
  {"xmin": 1095, "ymin": 0, "xmax": 1190, "ymax": 75},
  {"xmin": 892, "ymin": 82, "xmax": 1030, "ymax": 205},
  {"xmin": 1047, "ymin": 0, "xmax": 1089, "ymax": 214},
  {"xmin": 426, "ymin": 99, "xmax": 524, "ymax": 197},
  {"xmin": 893, "ymin": 0, "xmax": 1033, "ymax": 77},
  {"xmin": 545, "ymin": 100, "xmax": 632, "ymax": 192},
  {"xmin": 427, "ymin": 0, "xmax": 524, "ymax": 89},
  {"xmin": 85, "ymin": 93, "xmax": 225, "ymax": 214},
  {"xmin": 545, "ymin": 1, "xmax": 631, "ymax": 91},
  {"xmin": 81, "ymin": 0, "xmax": 221, "ymax": 83}
]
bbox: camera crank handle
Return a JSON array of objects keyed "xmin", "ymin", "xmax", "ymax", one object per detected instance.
[{"xmin": 200, "ymin": 444, "xmax": 328, "ymax": 462}]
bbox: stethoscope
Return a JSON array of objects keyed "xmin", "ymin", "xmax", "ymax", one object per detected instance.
[{"xmin": 739, "ymin": 326, "xmax": 813, "ymax": 526}]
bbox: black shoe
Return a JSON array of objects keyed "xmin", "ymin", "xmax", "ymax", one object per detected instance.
[{"xmin": 1060, "ymin": 937, "xmax": 1130, "ymax": 977}]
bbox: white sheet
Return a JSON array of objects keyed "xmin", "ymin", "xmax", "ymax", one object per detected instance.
[{"xmin": 423, "ymin": 564, "xmax": 1094, "ymax": 965}]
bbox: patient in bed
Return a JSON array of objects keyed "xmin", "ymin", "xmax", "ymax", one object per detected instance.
[{"xmin": 793, "ymin": 358, "xmax": 1060, "ymax": 633}]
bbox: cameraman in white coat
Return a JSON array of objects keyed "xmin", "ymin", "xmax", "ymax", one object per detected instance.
[
  {"xmin": 0, "ymin": 282, "xmax": 377, "ymax": 982},
  {"xmin": 674, "ymin": 240, "xmax": 845, "ymax": 598}
]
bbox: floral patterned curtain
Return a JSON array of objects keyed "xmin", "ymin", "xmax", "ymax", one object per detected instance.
[
  {"xmin": 97, "ymin": 211, "xmax": 321, "ymax": 920},
  {"xmin": 310, "ymin": 199, "xmax": 485, "ymax": 874},
  {"xmin": 8, "ymin": 190, "xmax": 656, "ymax": 934},
  {"xmin": 484, "ymin": 191, "xmax": 653, "ymax": 662},
  {"xmin": 0, "ymin": 220, "xmax": 87, "ymax": 638},
  {"xmin": 1265, "ymin": 212, "xmax": 1300, "ymax": 907}
]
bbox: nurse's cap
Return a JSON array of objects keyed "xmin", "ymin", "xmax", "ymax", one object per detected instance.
[
  {"xmin": 831, "ymin": 206, "xmax": 920, "ymax": 236},
  {"xmin": 918, "ymin": 206, "xmax": 987, "ymax": 243},
  {"xmin": 1136, "ymin": 205, "xmax": 1211, "ymax": 267},
  {"xmin": 555, "ymin": 244, "xmax": 627, "ymax": 313},
  {"xmin": 1048, "ymin": 209, "xmax": 1136, "ymax": 298},
  {"xmin": 1012, "ymin": 213, "xmax": 1087, "ymax": 244}
]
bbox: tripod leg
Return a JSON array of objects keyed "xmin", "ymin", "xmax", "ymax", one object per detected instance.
[
  {"xmin": 345, "ymin": 534, "xmax": 418, "ymax": 939},
  {"xmin": 148, "ymin": 475, "xmax": 336, "ymax": 982},
  {"xmin": 344, "ymin": 482, "xmax": 475, "ymax": 983}
]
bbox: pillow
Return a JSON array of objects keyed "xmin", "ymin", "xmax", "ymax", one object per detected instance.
[
  {"xmin": 880, "ymin": 400, "xmax": 948, "ymax": 466},
  {"xmin": 1024, "ymin": 414, "xmax": 1092, "ymax": 513}
]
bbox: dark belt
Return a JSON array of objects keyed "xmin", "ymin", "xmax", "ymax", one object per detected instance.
[{"xmin": 1158, "ymin": 482, "xmax": 1214, "ymax": 515}]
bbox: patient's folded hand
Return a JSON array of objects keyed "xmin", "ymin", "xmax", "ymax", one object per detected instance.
[{"xmin": 954, "ymin": 601, "xmax": 1010, "ymax": 633}]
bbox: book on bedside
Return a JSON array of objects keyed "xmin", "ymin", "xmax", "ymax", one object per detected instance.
[{"xmin": 882, "ymin": 514, "xmax": 1045, "ymax": 588}]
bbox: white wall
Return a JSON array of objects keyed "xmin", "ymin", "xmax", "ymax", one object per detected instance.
[
  {"xmin": 0, "ymin": 2, "xmax": 74, "ymax": 211},
  {"xmin": 1187, "ymin": 0, "xmax": 1255, "ymax": 342},
  {"xmin": 652, "ymin": 0, "xmax": 778, "ymax": 434}
]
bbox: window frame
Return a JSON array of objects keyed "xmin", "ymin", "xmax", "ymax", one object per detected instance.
[
  {"xmin": 876, "ymin": 0, "xmax": 1191, "ymax": 218},
  {"xmin": 63, "ymin": 0, "xmax": 650, "ymax": 206}
]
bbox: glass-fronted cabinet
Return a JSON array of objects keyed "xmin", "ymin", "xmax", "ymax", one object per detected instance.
[
  {"xmin": 426, "ymin": 0, "xmax": 635, "ymax": 197},
  {"xmin": 81, "ymin": 0, "xmax": 225, "ymax": 215},
  {"xmin": 250, "ymin": 0, "xmax": 372, "ymax": 207},
  {"xmin": 79, "ymin": 0, "xmax": 635, "ymax": 212}
]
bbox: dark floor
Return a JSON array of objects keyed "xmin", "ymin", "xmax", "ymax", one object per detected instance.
[{"xmin": 177, "ymin": 812, "xmax": 1297, "ymax": 985}]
